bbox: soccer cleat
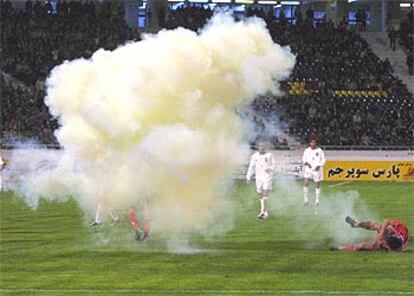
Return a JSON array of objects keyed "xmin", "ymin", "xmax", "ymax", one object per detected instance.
[
  {"xmin": 303, "ymin": 201, "xmax": 309, "ymax": 206},
  {"xmin": 263, "ymin": 211, "xmax": 269, "ymax": 219},
  {"xmin": 142, "ymin": 234, "xmax": 149, "ymax": 242},
  {"xmin": 257, "ymin": 212, "xmax": 265, "ymax": 219},
  {"xmin": 329, "ymin": 246, "xmax": 340, "ymax": 251},
  {"xmin": 90, "ymin": 221, "xmax": 101, "ymax": 227},
  {"xmin": 135, "ymin": 229, "xmax": 143, "ymax": 241},
  {"xmin": 315, "ymin": 200, "xmax": 320, "ymax": 207},
  {"xmin": 345, "ymin": 216, "xmax": 359, "ymax": 228}
]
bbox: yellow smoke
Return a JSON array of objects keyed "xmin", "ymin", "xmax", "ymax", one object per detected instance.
[{"xmin": 16, "ymin": 14, "xmax": 295, "ymax": 237}]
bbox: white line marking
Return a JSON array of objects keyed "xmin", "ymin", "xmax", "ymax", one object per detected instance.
[
  {"xmin": 328, "ymin": 181, "xmax": 353, "ymax": 188},
  {"xmin": 0, "ymin": 290, "xmax": 413, "ymax": 295}
]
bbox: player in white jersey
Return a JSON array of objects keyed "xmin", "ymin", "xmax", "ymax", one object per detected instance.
[
  {"xmin": 302, "ymin": 135, "xmax": 326, "ymax": 206},
  {"xmin": 90, "ymin": 203, "xmax": 120, "ymax": 226},
  {"xmin": 246, "ymin": 142, "xmax": 275, "ymax": 219},
  {"xmin": 0, "ymin": 153, "xmax": 4, "ymax": 192}
]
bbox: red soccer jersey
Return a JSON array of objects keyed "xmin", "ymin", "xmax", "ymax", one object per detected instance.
[{"xmin": 389, "ymin": 220, "xmax": 409, "ymax": 243}]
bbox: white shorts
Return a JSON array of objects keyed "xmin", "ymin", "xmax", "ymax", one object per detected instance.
[
  {"xmin": 255, "ymin": 178, "xmax": 272, "ymax": 194},
  {"xmin": 303, "ymin": 168, "xmax": 323, "ymax": 182}
]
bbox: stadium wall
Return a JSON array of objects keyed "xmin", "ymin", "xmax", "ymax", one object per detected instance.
[
  {"xmin": 260, "ymin": 150, "xmax": 414, "ymax": 182},
  {"xmin": 1, "ymin": 149, "xmax": 413, "ymax": 182}
]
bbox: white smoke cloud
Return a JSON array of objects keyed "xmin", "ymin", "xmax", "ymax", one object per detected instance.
[{"xmin": 6, "ymin": 14, "xmax": 296, "ymax": 243}]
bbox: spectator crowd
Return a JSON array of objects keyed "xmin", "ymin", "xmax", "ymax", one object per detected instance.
[{"xmin": 1, "ymin": 1, "xmax": 413, "ymax": 148}]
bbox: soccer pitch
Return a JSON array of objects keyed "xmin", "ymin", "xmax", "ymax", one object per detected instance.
[{"xmin": 1, "ymin": 181, "xmax": 413, "ymax": 296}]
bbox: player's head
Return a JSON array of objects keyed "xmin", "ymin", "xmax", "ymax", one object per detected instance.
[
  {"xmin": 309, "ymin": 134, "xmax": 319, "ymax": 149},
  {"xmin": 257, "ymin": 142, "xmax": 266, "ymax": 154},
  {"xmin": 384, "ymin": 231, "xmax": 403, "ymax": 251}
]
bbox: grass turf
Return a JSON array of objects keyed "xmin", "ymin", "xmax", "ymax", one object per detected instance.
[{"xmin": 1, "ymin": 181, "xmax": 413, "ymax": 295}]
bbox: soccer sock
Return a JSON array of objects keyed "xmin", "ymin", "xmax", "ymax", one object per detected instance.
[
  {"xmin": 262, "ymin": 196, "xmax": 268, "ymax": 212},
  {"xmin": 143, "ymin": 209, "xmax": 150, "ymax": 236},
  {"xmin": 303, "ymin": 187, "xmax": 309, "ymax": 203},
  {"xmin": 315, "ymin": 188, "xmax": 321, "ymax": 204},
  {"xmin": 128, "ymin": 208, "xmax": 140, "ymax": 231},
  {"xmin": 260, "ymin": 198, "xmax": 265, "ymax": 213},
  {"xmin": 108, "ymin": 210, "xmax": 119, "ymax": 222},
  {"xmin": 341, "ymin": 245, "xmax": 355, "ymax": 252},
  {"xmin": 95, "ymin": 205, "xmax": 103, "ymax": 224}
]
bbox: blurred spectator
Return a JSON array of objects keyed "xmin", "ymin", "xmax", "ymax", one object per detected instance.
[
  {"xmin": 388, "ymin": 26, "xmax": 398, "ymax": 51},
  {"xmin": 407, "ymin": 51, "xmax": 414, "ymax": 76},
  {"xmin": 1, "ymin": 1, "xmax": 413, "ymax": 148}
]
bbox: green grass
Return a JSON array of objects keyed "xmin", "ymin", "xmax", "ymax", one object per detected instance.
[{"xmin": 1, "ymin": 181, "xmax": 414, "ymax": 295}]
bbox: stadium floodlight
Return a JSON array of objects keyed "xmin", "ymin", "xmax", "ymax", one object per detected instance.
[
  {"xmin": 212, "ymin": 0, "xmax": 232, "ymax": 3},
  {"xmin": 347, "ymin": 0, "xmax": 357, "ymax": 3},
  {"xmin": 167, "ymin": 0, "xmax": 183, "ymax": 2},
  {"xmin": 188, "ymin": 0, "xmax": 209, "ymax": 2},
  {"xmin": 400, "ymin": 3, "xmax": 412, "ymax": 7},
  {"xmin": 280, "ymin": 1, "xmax": 300, "ymax": 5},
  {"xmin": 275, "ymin": 4, "xmax": 282, "ymax": 7},
  {"xmin": 258, "ymin": 0, "xmax": 277, "ymax": 4},
  {"xmin": 235, "ymin": 0, "xmax": 254, "ymax": 4}
]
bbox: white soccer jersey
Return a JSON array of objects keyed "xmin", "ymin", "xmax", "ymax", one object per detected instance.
[
  {"xmin": 302, "ymin": 147, "xmax": 325, "ymax": 182},
  {"xmin": 246, "ymin": 152, "xmax": 275, "ymax": 182},
  {"xmin": 302, "ymin": 147, "xmax": 326, "ymax": 169}
]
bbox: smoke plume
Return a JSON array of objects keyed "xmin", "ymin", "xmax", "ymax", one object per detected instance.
[{"xmin": 6, "ymin": 14, "xmax": 296, "ymax": 241}]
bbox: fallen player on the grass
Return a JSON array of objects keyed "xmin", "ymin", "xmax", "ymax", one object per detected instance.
[{"xmin": 330, "ymin": 216, "xmax": 409, "ymax": 252}]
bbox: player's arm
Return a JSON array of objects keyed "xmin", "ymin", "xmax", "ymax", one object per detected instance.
[
  {"xmin": 379, "ymin": 219, "xmax": 391, "ymax": 238},
  {"xmin": 314, "ymin": 149, "xmax": 326, "ymax": 171},
  {"xmin": 246, "ymin": 154, "xmax": 256, "ymax": 183},
  {"xmin": 265, "ymin": 153, "xmax": 275, "ymax": 173},
  {"xmin": 302, "ymin": 150, "xmax": 311, "ymax": 169}
]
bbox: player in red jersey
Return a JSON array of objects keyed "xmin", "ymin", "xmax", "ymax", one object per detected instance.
[
  {"xmin": 128, "ymin": 200, "xmax": 150, "ymax": 242},
  {"xmin": 330, "ymin": 216, "xmax": 409, "ymax": 252}
]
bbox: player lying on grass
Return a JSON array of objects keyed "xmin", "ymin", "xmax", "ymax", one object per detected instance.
[
  {"xmin": 246, "ymin": 142, "xmax": 275, "ymax": 219},
  {"xmin": 302, "ymin": 134, "xmax": 325, "ymax": 206},
  {"xmin": 330, "ymin": 216, "xmax": 409, "ymax": 252}
]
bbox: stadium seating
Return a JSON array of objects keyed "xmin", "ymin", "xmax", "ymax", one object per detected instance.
[{"xmin": 1, "ymin": 1, "xmax": 413, "ymax": 148}]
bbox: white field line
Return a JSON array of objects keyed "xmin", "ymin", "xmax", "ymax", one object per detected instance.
[{"xmin": 328, "ymin": 181, "xmax": 354, "ymax": 188}]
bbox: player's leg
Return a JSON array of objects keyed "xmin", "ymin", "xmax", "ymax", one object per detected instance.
[
  {"xmin": 303, "ymin": 178, "xmax": 309, "ymax": 206},
  {"xmin": 256, "ymin": 180, "xmax": 265, "ymax": 218},
  {"xmin": 91, "ymin": 204, "xmax": 103, "ymax": 226},
  {"xmin": 143, "ymin": 207, "xmax": 150, "ymax": 241},
  {"xmin": 345, "ymin": 217, "xmax": 382, "ymax": 232},
  {"xmin": 108, "ymin": 209, "xmax": 120, "ymax": 226},
  {"xmin": 356, "ymin": 221, "xmax": 382, "ymax": 232},
  {"xmin": 128, "ymin": 207, "xmax": 143, "ymax": 240},
  {"xmin": 315, "ymin": 181, "xmax": 321, "ymax": 206},
  {"xmin": 0, "ymin": 174, "xmax": 2, "ymax": 192},
  {"xmin": 330, "ymin": 241, "xmax": 377, "ymax": 252},
  {"xmin": 260, "ymin": 189, "xmax": 269, "ymax": 219}
]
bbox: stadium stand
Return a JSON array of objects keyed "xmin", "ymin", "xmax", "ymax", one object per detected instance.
[{"xmin": 1, "ymin": 1, "xmax": 413, "ymax": 148}]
